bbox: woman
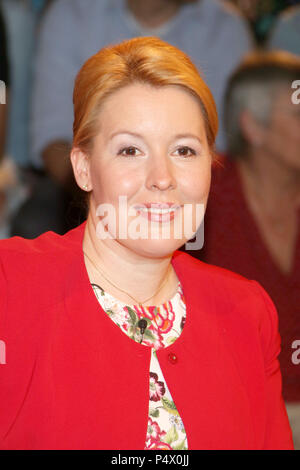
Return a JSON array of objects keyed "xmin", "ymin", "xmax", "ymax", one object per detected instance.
[
  {"xmin": 195, "ymin": 51, "xmax": 300, "ymax": 446},
  {"xmin": 0, "ymin": 38, "xmax": 293, "ymax": 450}
]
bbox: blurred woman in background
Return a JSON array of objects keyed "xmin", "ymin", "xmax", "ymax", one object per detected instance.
[{"xmin": 197, "ymin": 50, "xmax": 300, "ymax": 447}]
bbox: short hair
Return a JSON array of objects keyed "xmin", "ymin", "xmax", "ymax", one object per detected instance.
[
  {"xmin": 72, "ymin": 36, "xmax": 218, "ymax": 155},
  {"xmin": 224, "ymin": 50, "xmax": 300, "ymax": 157}
]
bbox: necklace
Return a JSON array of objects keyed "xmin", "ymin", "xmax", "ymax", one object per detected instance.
[{"xmin": 83, "ymin": 250, "xmax": 172, "ymax": 307}]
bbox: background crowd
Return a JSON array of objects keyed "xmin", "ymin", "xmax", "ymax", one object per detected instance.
[{"xmin": 0, "ymin": 0, "xmax": 299, "ymax": 448}]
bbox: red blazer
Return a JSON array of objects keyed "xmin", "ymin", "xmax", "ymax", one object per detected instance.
[{"xmin": 0, "ymin": 222, "xmax": 294, "ymax": 449}]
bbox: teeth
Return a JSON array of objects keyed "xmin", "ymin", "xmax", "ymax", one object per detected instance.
[{"xmin": 137, "ymin": 208, "xmax": 177, "ymax": 214}]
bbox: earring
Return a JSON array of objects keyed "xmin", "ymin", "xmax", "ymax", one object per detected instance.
[{"xmin": 83, "ymin": 184, "xmax": 88, "ymax": 191}]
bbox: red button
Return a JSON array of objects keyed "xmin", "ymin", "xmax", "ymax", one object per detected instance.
[{"xmin": 168, "ymin": 353, "xmax": 178, "ymax": 364}]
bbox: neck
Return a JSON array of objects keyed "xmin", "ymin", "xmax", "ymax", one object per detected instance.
[
  {"xmin": 126, "ymin": 0, "xmax": 181, "ymax": 29},
  {"xmin": 82, "ymin": 212, "xmax": 177, "ymax": 306},
  {"xmin": 236, "ymin": 148, "xmax": 300, "ymax": 213}
]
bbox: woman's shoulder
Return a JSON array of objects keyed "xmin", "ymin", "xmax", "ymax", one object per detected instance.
[
  {"xmin": 0, "ymin": 222, "xmax": 85, "ymax": 262},
  {"xmin": 175, "ymin": 250, "xmax": 278, "ymax": 339},
  {"xmin": 0, "ymin": 222, "xmax": 86, "ymax": 291},
  {"xmin": 175, "ymin": 247, "xmax": 256, "ymax": 291},
  {"xmin": 0, "ymin": 223, "xmax": 86, "ymax": 342}
]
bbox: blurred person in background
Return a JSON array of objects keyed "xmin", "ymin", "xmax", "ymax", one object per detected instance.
[
  {"xmin": 0, "ymin": 3, "xmax": 11, "ymax": 237},
  {"xmin": 9, "ymin": 0, "xmax": 253, "ymax": 238},
  {"xmin": 0, "ymin": 0, "xmax": 53, "ymax": 238},
  {"xmin": 188, "ymin": 51, "xmax": 300, "ymax": 447},
  {"xmin": 0, "ymin": 4, "xmax": 9, "ymax": 164},
  {"xmin": 0, "ymin": 0, "xmax": 53, "ymax": 168},
  {"xmin": 230, "ymin": 0, "xmax": 300, "ymax": 44},
  {"xmin": 267, "ymin": 4, "xmax": 300, "ymax": 55}
]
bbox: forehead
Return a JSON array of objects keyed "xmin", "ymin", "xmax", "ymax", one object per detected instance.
[{"xmin": 96, "ymin": 83, "xmax": 207, "ymax": 139}]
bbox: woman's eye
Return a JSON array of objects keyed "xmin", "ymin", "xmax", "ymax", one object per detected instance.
[
  {"xmin": 118, "ymin": 146, "xmax": 141, "ymax": 157},
  {"xmin": 174, "ymin": 146, "xmax": 196, "ymax": 157}
]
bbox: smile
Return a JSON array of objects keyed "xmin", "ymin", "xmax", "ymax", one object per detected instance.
[
  {"xmin": 137, "ymin": 207, "xmax": 178, "ymax": 214},
  {"xmin": 135, "ymin": 206, "xmax": 181, "ymax": 223}
]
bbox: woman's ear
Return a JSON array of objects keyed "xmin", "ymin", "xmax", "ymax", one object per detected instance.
[{"xmin": 70, "ymin": 147, "xmax": 92, "ymax": 192}]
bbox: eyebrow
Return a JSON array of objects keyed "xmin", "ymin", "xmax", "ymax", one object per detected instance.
[
  {"xmin": 109, "ymin": 131, "xmax": 203, "ymax": 144},
  {"xmin": 109, "ymin": 131, "xmax": 143, "ymax": 141},
  {"xmin": 173, "ymin": 133, "xmax": 203, "ymax": 144}
]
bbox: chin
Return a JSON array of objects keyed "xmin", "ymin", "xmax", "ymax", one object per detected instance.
[{"xmin": 120, "ymin": 238, "xmax": 185, "ymax": 259}]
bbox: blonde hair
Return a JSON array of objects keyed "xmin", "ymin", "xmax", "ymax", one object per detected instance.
[{"xmin": 72, "ymin": 36, "xmax": 218, "ymax": 154}]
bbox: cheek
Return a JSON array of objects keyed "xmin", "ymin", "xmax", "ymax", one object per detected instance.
[
  {"xmin": 284, "ymin": 120, "xmax": 300, "ymax": 144},
  {"xmin": 267, "ymin": 120, "xmax": 296, "ymax": 154},
  {"xmin": 180, "ymin": 164, "xmax": 211, "ymax": 201},
  {"xmin": 90, "ymin": 163, "xmax": 142, "ymax": 202}
]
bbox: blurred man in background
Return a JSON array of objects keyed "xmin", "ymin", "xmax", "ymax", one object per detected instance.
[{"xmin": 268, "ymin": 4, "xmax": 300, "ymax": 55}]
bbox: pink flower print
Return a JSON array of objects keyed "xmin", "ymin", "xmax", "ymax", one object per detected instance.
[
  {"xmin": 142, "ymin": 330, "xmax": 164, "ymax": 349},
  {"xmin": 146, "ymin": 417, "xmax": 166, "ymax": 442},
  {"xmin": 145, "ymin": 438, "xmax": 173, "ymax": 450},
  {"xmin": 152, "ymin": 305, "xmax": 175, "ymax": 335},
  {"xmin": 149, "ymin": 372, "xmax": 166, "ymax": 401}
]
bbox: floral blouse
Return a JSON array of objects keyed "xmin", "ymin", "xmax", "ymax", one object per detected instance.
[{"xmin": 91, "ymin": 281, "xmax": 188, "ymax": 450}]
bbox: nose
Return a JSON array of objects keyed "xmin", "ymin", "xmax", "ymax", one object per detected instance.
[{"xmin": 145, "ymin": 153, "xmax": 176, "ymax": 191}]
